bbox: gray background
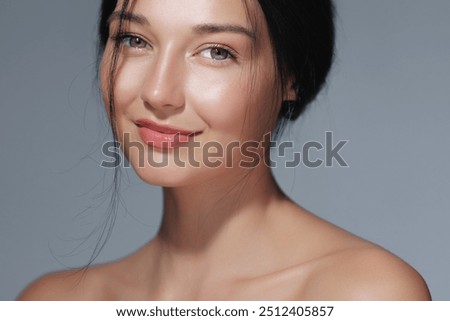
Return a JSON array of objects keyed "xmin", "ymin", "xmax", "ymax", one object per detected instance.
[{"xmin": 1, "ymin": 0, "xmax": 449, "ymax": 300}]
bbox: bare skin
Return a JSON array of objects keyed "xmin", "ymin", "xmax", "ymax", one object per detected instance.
[
  {"xmin": 19, "ymin": 0, "xmax": 431, "ymax": 301},
  {"xmin": 18, "ymin": 169, "xmax": 431, "ymax": 300},
  {"xmin": 19, "ymin": 207, "xmax": 431, "ymax": 300}
]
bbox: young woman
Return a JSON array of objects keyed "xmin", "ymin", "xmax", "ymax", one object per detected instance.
[{"xmin": 19, "ymin": 0, "xmax": 431, "ymax": 300}]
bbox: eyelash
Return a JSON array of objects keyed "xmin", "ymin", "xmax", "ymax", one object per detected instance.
[
  {"xmin": 112, "ymin": 33, "xmax": 151, "ymax": 50},
  {"xmin": 199, "ymin": 44, "xmax": 238, "ymax": 63},
  {"xmin": 111, "ymin": 33, "xmax": 238, "ymax": 63}
]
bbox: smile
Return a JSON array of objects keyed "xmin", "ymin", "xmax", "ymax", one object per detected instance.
[{"xmin": 135, "ymin": 119, "xmax": 201, "ymax": 149}]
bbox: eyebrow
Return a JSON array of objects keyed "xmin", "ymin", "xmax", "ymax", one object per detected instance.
[
  {"xmin": 107, "ymin": 11, "xmax": 150, "ymax": 26},
  {"xmin": 193, "ymin": 23, "xmax": 256, "ymax": 41},
  {"xmin": 107, "ymin": 12, "xmax": 256, "ymax": 41}
]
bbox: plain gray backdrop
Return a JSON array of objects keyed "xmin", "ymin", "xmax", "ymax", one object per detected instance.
[{"xmin": 1, "ymin": 0, "xmax": 449, "ymax": 300}]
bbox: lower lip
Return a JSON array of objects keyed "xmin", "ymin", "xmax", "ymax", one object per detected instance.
[{"xmin": 137, "ymin": 126, "xmax": 192, "ymax": 149}]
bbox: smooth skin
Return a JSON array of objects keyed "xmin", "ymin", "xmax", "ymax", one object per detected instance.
[{"xmin": 19, "ymin": 0, "xmax": 431, "ymax": 300}]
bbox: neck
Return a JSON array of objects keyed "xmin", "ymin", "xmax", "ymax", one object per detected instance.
[
  {"xmin": 137, "ymin": 164, "xmax": 289, "ymax": 298},
  {"xmin": 155, "ymin": 165, "xmax": 284, "ymax": 256},
  {"xmin": 158, "ymin": 167, "xmax": 281, "ymax": 249}
]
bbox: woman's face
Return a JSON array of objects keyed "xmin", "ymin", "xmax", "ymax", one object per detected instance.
[{"xmin": 101, "ymin": 0, "xmax": 285, "ymax": 186}]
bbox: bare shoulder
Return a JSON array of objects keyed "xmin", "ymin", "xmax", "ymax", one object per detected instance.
[
  {"xmin": 303, "ymin": 245, "xmax": 431, "ymax": 300},
  {"xmin": 18, "ymin": 270, "xmax": 87, "ymax": 300},
  {"xmin": 17, "ymin": 265, "xmax": 115, "ymax": 301},
  {"xmin": 273, "ymin": 203, "xmax": 431, "ymax": 300}
]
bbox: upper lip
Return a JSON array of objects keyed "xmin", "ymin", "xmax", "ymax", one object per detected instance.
[{"xmin": 135, "ymin": 119, "xmax": 200, "ymax": 136}]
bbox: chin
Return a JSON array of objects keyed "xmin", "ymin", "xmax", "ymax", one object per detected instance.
[{"xmin": 130, "ymin": 161, "xmax": 219, "ymax": 188}]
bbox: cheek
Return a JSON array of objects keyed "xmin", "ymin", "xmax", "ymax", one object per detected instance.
[
  {"xmin": 111, "ymin": 61, "xmax": 149, "ymax": 114},
  {"xmin": 187, "ymin": 66, "xmax": 277, "ymax": 141},
  {"xmin": 100, "ymin": 43, "xmax": 147, "ymax": 109},
  {"xmin": 190, "ymin": 73, "xmax": 243, "ymax": 127},
  {"xmin": 100, "ymin": 56, "xmax": 152, "ymax": 141}
]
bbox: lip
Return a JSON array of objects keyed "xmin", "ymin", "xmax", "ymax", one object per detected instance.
[{"xmin": 135, "ymin": 119, "xmax": 201, "ymax": 149}]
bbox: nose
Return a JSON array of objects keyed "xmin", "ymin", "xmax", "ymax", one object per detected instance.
[{"xmin": 140, "ymin": 47, "xmax": 185, "ymax": 112}]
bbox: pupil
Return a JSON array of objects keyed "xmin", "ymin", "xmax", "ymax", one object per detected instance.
[
  {"xmin": 132, "ymin": 37, "xmax": 143, "ymax": 47},
  {"xmin": 212, "ymin": 48, "xmax": 227, "ymax": 60}
]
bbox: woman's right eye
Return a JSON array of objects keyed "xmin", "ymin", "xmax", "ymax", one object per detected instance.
[{"xmin": 116, "ymin": 35, "xmax": 149, "ymax": 50}]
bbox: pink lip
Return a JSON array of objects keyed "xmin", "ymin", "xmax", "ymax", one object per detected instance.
[{"xmin": 135, "ymin": 119, "xmax": 200, "ymax": 149}]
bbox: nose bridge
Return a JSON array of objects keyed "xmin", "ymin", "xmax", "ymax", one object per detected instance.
[{"xmin": 142, "ymin": 45, "xmax": 185, "ymax": 109}]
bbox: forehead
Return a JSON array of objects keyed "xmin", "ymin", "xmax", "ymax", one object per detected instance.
[{"xmin": 117, "ymin": 0, "xmax": 255, "ymax": 26}]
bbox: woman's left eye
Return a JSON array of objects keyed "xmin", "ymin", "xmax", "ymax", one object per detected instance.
[{"xmin": 199, "ymin": 46, "xmax": 235, "ymax": 61}]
